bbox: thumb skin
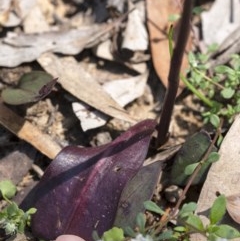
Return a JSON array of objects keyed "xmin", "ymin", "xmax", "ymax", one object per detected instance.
[{"xmin": 56, "ymin": 235, "xmax": 86, "ymax": 241}]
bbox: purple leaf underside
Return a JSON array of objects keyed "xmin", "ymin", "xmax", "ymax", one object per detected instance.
[{"xmin": 27, "ymin": 119, "xmax": 156, "ymax": 240}]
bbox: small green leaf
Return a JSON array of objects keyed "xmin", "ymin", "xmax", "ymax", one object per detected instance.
[
  {"xmin": 206, "ymin": 152, "xmax": 220, "ymax": 164},
  {"xmin": 188, "ymin": 52, "xmax": 197, "ymax": 66},
  {"xmin": 178, "ymin": 202, "xmax": 197, "ymax": 220},
  {"xmin": 136, "ymin": 213, "xmax": 146, "ymax": 233},
  {"xmin": 123, "ymin": 226, "xmax": 136, "ymax": 238},
  {"xmin": 2, "ymin": 71, "xmax": 56, "ymax": 105},
  {"xmin": 210, "ymin": 195, "xmax": 226, "ymax": 225},
  {"xmin": 193, "ymin": 6, "xmax": 204, "ymax": 15},
  {"xmin": 213, "ymin": 224, "xmax": 240, "ymax": 239},
  {"xmin": 209, "ymin": 114, "xmax": 220, "ymax": 128},
  {"xmin": 6, "ymin": 202, "xmax": 19, "ymax": 216},
  {"xmin": 156, "ymin": 230, "xmax": 173, "ymax": 240},
  {"xmin": 185, "ymin": 213, "xmax": 205, "ymax": 232},
  {"xmin": 0, "ymin": 180, "xmax": 17, "ymax": 199},
  {"xmin": 221, "ymin": 87, "xmax": 235, "ymax": 99},
  {"xmin": 215, "ymin": 65, "xmax": 235, "ymax": 75},
  {"xmin": 144, "ymin": 201, "xmax": 165, "ymax": 215},
  {"xmin": 174, "ymin": 226, "xmax": 186, "ymax": 232},
  {"xmin": 184, "ymin": 162, "xmax": 199, "ymax": 175},
  {"xmin": 102, "ymin": 227, "xmax": 124, "ymax": 241},
  {"xmin": 26, "ymin": 208, "xmax": 37, "ymax": 215}
]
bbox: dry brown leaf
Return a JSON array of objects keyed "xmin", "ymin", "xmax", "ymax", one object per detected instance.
[
  {"xmin": 226, "ymin": 194, "xmax": 240, "ymax": 224},
  {"xmin": 146, "ymin": 0, "xmax": 191, "ymax": 94},
  {"xmin": 37, "ymin": 53, "xmax": 136, "ymax": 123},
  {"xmin": 0, "ymin": 100, "xmax": 61, "ymax": 159}
]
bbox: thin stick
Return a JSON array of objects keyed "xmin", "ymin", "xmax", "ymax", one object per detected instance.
[{"xmin": 156, "ymin": 0, "xmax": 194, "ymax": 147}]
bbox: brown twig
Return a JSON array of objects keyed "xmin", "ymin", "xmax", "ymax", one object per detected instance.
[
  {"xmin": 0, "ymin": 100, "xmax": 61, "ymax": 159},
  {"xmin": 156, "ymin": 0, "xmax": 194, "ymax": 147}
]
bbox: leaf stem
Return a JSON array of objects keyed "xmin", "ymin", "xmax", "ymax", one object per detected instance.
[
  {"xmin": 180, "ymin": 74, "xmax": 213, "ymax": 107},
  {"xmin": 156, "ymin": 0, "xmax": 194, "ymax": 147},
  {"xmin": 193, "ymin": 67, "xmax": 225, "ymax": 90}
]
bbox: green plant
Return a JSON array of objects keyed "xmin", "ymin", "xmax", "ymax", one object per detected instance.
[
  {"xmin": 0, "ymin": 180, "xmax": 36, "ymax": 237},
  {"xmin": 97, "ymin": 195, "xmax": 240, "ymax": 241},
  {"xmin": 182, "ymin": 49, "xmax": 240, "ymax": 127}
]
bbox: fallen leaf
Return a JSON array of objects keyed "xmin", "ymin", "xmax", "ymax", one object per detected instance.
[
  {"xmin": 146, "ymin": 0, "xmax": 191, "ymax": 94},
  {"xmin": 201, "ymin": 0, "xmax": 240, "ymax": 46},
  {"xmin": 72, "ymin": 71, "xmax": 148, "ymax": 131},
  {"xmin": 72, "ymin": 101, "xmax": 108, "ymax": 131},
  {"xmin": 0, "ymin": 20, "xmax": 120, "ymax": 67},
  {"xmin": 121, "ymin": 0, "xmax": 148, "ymax": 52},
  {"xmin": 0, "ymin": 0, "xmax": 37, "ymax": 27},
  {"xmin": 103, "ymin": 71, "xmax": 148, "ymax": 107},
  {"xmin": 38, "ymin": 52, "xmax": 136, "ymax": 123},
  {"xmin": 21, "ymin": 119, "xmax": 157, "ymax": 240},
  {"xmin": 226, "ymin": 194, "xmax": 240, "ymax": 224}
]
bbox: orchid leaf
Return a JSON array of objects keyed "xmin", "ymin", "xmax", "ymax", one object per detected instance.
[
  {"xmin": 21, "ymin": 119, "xmax": 156, "ymax": 241},
  {"xmin": 2, "ymin": 71, "xmax": 57, "ymax": 105}
]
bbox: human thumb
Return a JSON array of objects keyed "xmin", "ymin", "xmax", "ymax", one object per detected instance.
[{"xmin": 56, "ymin": 235, "xmax": 86, "ymax": 241}]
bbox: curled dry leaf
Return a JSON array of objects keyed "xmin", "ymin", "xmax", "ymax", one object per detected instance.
[
  {"xmin": 21, "ymin": 119, "xmax": 157, "ymax": 240},
  {"xmin": 226, "ymin": 194, "xmax": 240, "ymax": 224}
]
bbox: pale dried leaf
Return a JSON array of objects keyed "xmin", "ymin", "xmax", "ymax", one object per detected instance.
[
  {"xmin": 0, "ymin": 22, "xmax": 117, "ymax": 67},
  {"xmin": 0, "ymin": 0, "xmax": 11, "ymax": 25},
  {"xmin": 0, "ymin": 0, "xmax": 37, "ymax": 27},
  {"xmin": 38, "ymin": 53, "xmax": 136, "ymax": 123},
  {"xmin": 72, "ymin": 102, "xmax": 108, "ymax": 131},
  {"xmin": 191, "ymin": 114, "xmax": 240, "ymax": 241},
  {"xmin": 103, "ymin": 71, "xmax": 148, "ymax": 107},
  {"xmin": 122, "ymin": 0, "xmax": 148, "ymax": 52},
  {"xmin": 226, "ymin": 194, "xmax": 240, "ymax": 224},
  {"xmin": 23, "ymin": 4, "xmax": 50, "ymax": 33},
  {"xmin": 72, "ymin": 72, "xmax": 148, "ymax": 131},
  {"xmin": 201, "ymin": 0, "xmax": 240, "ymax": 46}
]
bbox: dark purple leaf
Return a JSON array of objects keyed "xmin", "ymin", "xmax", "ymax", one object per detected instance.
[
  {"xmin": 22, "ymin": 119, "xmax": 156, "ymax": 240},
  {"xmin": 36, "ymin": 77, "xmax": 57, "ymax": 101}
]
